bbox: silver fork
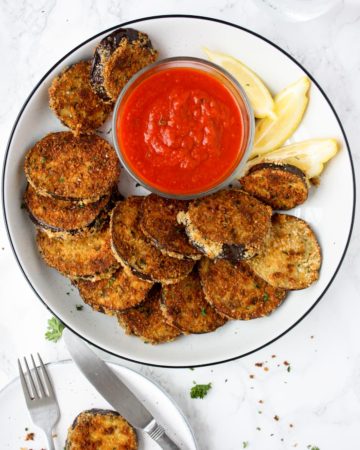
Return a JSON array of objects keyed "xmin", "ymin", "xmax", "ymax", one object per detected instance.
[{"xmin": 18, "ymin": 353, "xmax": 60, "ymax": 450}]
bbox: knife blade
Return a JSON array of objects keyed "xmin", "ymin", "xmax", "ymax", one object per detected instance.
[{"xmin": 63, "ymin": 328, "xmax": 180, "ymax": 449}]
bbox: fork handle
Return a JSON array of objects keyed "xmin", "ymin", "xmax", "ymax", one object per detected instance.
[{"xmin": 45, "ymin": 429, "xmax": 55, "ymax": 450}]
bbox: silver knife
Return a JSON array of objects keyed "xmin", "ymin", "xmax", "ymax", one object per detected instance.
[{"xmin": 63, "ymin": 328, "xmax": 180, "ymax": 449}]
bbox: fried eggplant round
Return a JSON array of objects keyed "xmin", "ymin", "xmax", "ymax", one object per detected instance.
[
  {"xmin": 161, "ymin": 270, "xmax": 227, "ymax": 333},
  {"xmin": 49, "ymin": 60, "xmax": 112, "ymax": 135},
  {"xmin": 118, "ymin": 287, "xmax": 181, "ymax": 344},
  {"xmin": 140, "ymin": 194, "xmax": 201, "ymax": 260},
  {"xmin": 76, "ymin": 267, "xmax": 152, "ymax": 315},
  {"xmin": 24, "ymin": 132, "xmax": 120, "ymax": 202},
  {"xmin": 37, "ymin": 224, "xmax": 119, "ymax": 280},
  {"xmin": 247, "ymin": 214, "xmax": 321, "ymax": 290},
  {"xmin": 24, "ymin": 184, "xmax": 110, "ymax": 234},
  {"xmin": 91, "ymin": 28, "xmax": 158, "ymax": 102},
  {"xmin": 111, "ymin": 197, "xmax": 195, "ymax": 284},
  {"xmin": 177, "ymin": 189, "xmax": 272, "ymax": 261},
  {"xmin": 65, "ymin": 409, "xmax": 137, "ymax": 450},
  {"xmin": 240, "ymin": 163, "xmax": 308, "ymax": 210},
  {"xmin": 199, "ymin": 258, "xmax": 286, "ymax": 320}
]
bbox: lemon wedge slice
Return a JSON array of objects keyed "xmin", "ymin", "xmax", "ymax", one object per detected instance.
[
  {"xmin": 250, "ymin": 77, "xmax": 311, "ymax": 158},
  {"xmin": 245, "ymin": 138, "xmax": 339, "ymax": 179},
  {"xmin": 203, "ymin": 47, "xmax": 275, "ymax": 119}
]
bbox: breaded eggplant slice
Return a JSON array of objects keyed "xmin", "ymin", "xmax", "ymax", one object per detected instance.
[
  {"xmin": 76, "ymin": 267, "xmax": 152, "ymax": 315},
  {"xmin": 247, "ymin": 214, "xmax": 321, "ymax": 290},
  {"xmin": 37, "ymin": 224, "xmax": 119, "ymax": 281},
  {"xmin": 49, "ymin": 60, "xmax": 112, "ymax": 135},
  {"xmin": 177, "ymin": 189, "xmax": 272, "ymax": 261},
  {"xmin": 161, "ymin": 269, "xmax": 227, "ymax": 334},
  {"xmin": 24, "ymin": 132, "xmax": 120, "ymax": 202},
  {"xmin": 118, "ymin": 287, "xmax": 181, "ymax": 344},
  {"xmin": 24, "ymin": 184, "xmax": 110, "ymax": 234},
  {"xmin": 111, "ymin": 197, "xmax": 195, "ymax": 284},
  {"xmin": 240, "ymin": 163, "xmax": 308, "ymax": 210},
  {"xmin": 65, "ymin": 409, "xmax": 137, "ymax": 450},
  {"xmin": 199, "ymin": 258, "xmax": 286, "ymax": 320},
  {"xmin": 91, "ymin": 28, "xmax": 158, "ymax": 102},
  {"xmin": 140, "ymin": 194, "xmax": 201, "ymax": 260}
]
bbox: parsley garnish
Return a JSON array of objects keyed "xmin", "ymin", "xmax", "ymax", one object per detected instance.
[
  {"xmin": 263, "ymin": 292, "xmax": 269, "ymax": 302},
  {"xmin": 59, "ymin": 176, "xmax": 65, "ymax": 183},
  {"xmin": 76, "ymin": 305, "xmax": 84, "ymax": 311},
  {"xmin": 45, "ymin": 317, "xmax": 64, "ymax": 342},
  {"xmin": 243, "ymin": 442, "xmax": 249, "ymax": 448},
  {"xmin": 201, "ymin": 307, "xmax": 207, "ymax": 317},
  {"xmin": 190, "ymin": 383, "xmax": 212, "ymax": 399},
  {"xmin": 287, "ymin": 366, "xmax": 291, "ymax": 372}
]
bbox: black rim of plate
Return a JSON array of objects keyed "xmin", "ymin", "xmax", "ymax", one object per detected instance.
[{"xmin": 2, "ymin": 14, "xmax": 356, "ymax": 368}]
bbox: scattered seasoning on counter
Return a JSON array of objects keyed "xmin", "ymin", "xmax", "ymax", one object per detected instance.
[
  {"xmin": 256, "ymin": 427, "xmax": 261, "ymax": 431},
  {"xmin": 255, "ymin": 362, "xmax": 263, "ymax": 367},
  {"xmin": 264, "ymin": 367, "xmax": 269, "ymax": 372},
  {"xmin": 190, "ymin": 382, "xmax": 212, "ymax": 399},
  {"xmin": 76, "ymin": 305, "xmax": 84, "ymax": 311},
  {"xmin": 274, "ymin": 415, "xmax": 280, "ymax": 421},
  {"xmin": 249, "ymin": 374, "xmax": 255, "ymax": 379},
  {"xmin": 287, "ymin": 366, "xmax": 291, "ymax": 372},
  {"xmin": 283, "ymin": 361, "xmax": 290, "ymax": 366},
  {"xmin": 271, "ymin": 354, "xmax": 276, "ymax": 358},
  {"xmin": 242, "ymin": 442, "xmax": 249, "ymax": 448},
  {"xmin": 25, "ymin": 432, "xmax": 34, "ymax": 441}
]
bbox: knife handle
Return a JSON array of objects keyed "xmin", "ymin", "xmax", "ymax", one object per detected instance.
[
  {"xmin": 145, "ymin": 420, "xmax": 180, "ymax": 449},
  {"xmin": 155, "ymin": 431, "xmax": 181, "ymax": 450}
]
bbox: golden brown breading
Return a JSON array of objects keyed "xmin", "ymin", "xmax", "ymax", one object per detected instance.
[
  {"xmin": 199, "ymin": 258, "xmax": 286, "ymax": 320},
  {"xmin": 247, "ymin": 214, "xmax": 321, "ymax": 290},
  {"xmin": 65, "ymin": 409, "xmax": 137, "ymax": 450},
  {"xmin": 118, "ymin": 287, "xmax": 181, "ymax": 344},
  {"xmin": 140, "ymin": 194, "xmax": 201, "ymax": 260},
  {"xmin": 36, "ymin": 224, "xmax": 119, "ymax": 280},
  {"xmin": 111, "ymin": 197, "xmax": 195, "ymax": 284},
  {"xmin": 49, "ymin": 60, "xmax": 112, "ymax": 135},
  {"xmin": 240, "ymin": 163, "xmax": 308, "ymax": 210},
  {"xmin": 24, "ymin": 184, "xmax": 110, "ymax": 233},
  {"xmin": 91, "ymin": 28, "xmax": 158, "ymax": 102},
  {"xmin": 161, "ymin": 269, "xmax": 227, "ymax": 333},
  {"xmin": 177, "ymin": 189, "xmax": 272, "ymax": 260},
  {"xmin": 24, "ymin": 132, "xmax": 120, "ymax": 202},
  {"xmin": 76, "ymin": 267, "xmax": 153, "ymax": 315}
]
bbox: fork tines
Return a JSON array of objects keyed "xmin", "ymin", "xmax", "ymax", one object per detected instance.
[{"xmin": 18, "ymin": 353, "xmax": 53, "ymax": 400}]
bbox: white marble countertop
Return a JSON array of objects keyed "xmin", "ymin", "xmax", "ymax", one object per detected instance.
[{"xmin": 0, "ymin": 1, "xmax": 359, "ymax": 449}]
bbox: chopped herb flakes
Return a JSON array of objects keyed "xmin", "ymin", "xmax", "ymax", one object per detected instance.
[
  {"xmin": 287, "ymin": 366, "xmax": 291, "ymax": 372},
  {"xmin": 190, "ymin": 383, "xmax": 212, "ymax": 399},
  {"xmin": 243, "ymin": 442, "xmax": 249, "ymax": 448},
  {"xmin": 59, "ymin": 176, "xmax": 65, "ymax": 182},
  {"xmin": 45, "ymin": 317, "xmax": 64, "ymax": 342},
  {"xmin": 201, "ymin": 307, "xmax": 207, "ymax": 317},
  {"xmin": 76, "ymin": 305, "xmax": 84, "ymax": 311},
  {"xmin": 263, "ymin": 292, "xmax": 269, "ymax": 301}
]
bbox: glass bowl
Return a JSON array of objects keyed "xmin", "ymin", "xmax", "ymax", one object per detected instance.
[{"xmin": 112, "ymin": 56, "xmax": 254, "ymax": 199}]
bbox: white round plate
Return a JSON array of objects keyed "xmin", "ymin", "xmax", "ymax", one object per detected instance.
[
  {"xmin": 0, "ymin": 360, "xmax": 197, "ymax": 449},
  {"xmin": 2, "ymin": 15, "xmax": 355, "ymax": 367}
]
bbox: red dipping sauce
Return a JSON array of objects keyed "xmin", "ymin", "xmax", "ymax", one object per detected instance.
[{"xmin": 115, "ymin": 59, "xmax": 252, "ymax": 197}]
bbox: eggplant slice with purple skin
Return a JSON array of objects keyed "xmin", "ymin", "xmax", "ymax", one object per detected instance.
[
  {"xmin": 247, "ymin": 213, "xmax": 321, "ymax": 290},
  {"xmin": 118, "ymin": 286, "xmax": 181, "ymax": 344},
  {"xmin": 91, "ymin": 28, "xmax": 158, "ymax": 102},
  {"xmin": 240, "ymin": 162, "xmax": 309, "ymax": 210},
  {"xmin": 65, "ymin": 409, "xmax": 137, "ymax": 450},
  {"xmin": 199, "ymin": 258, "xmax": 286, "ymax": 320},
  {"xmin": 161, "ymin": 269, "xmax": 227, "ymax": 334},
  {"xmin": 177, "ymin": 189, "xmax": 272, "ymax": 261},
  {"xmin": 48, "ymin": 60, "xmax": 112, "ymax": 135},
  {"xmin": 140, "ymin": 194, "xmax": 202, "ymax": 260}
]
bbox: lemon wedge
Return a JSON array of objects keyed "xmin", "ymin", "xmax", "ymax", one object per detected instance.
[
  {"xmin": 250, "ymin": 77, "xmax": 311, "ymax": 158},
  {"xmin": 203, "ymin": 47, "xmax": 275, "ymax": 119},
  {"xmin": 245, "ymin": 139, "xmax": 339, "ymax": 179}
]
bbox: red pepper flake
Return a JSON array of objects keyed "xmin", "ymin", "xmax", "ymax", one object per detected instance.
[
  {"xmin": 283, "ymin": 361, "xmax": 290, "ymax": 366},
  {"xmin": 274, "ymin": 415, "xmax": 280, "ymax": 421},
  {"xmin": 255, "ymin": 362, "xmax": 263, "ymax": 367},
  {"xmin": 271, "ymin": 354, "xmax": 276, "ymax": 358}
]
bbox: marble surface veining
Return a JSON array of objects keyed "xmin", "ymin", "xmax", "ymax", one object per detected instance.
[{"xmin": 0, "ymin": 0, "xmax": 360, "ymax": 449}]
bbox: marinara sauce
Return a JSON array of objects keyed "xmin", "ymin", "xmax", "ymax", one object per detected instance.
[{"xmin": 116, "ymin": 67, "xmax": 245, "ymax": 195}]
